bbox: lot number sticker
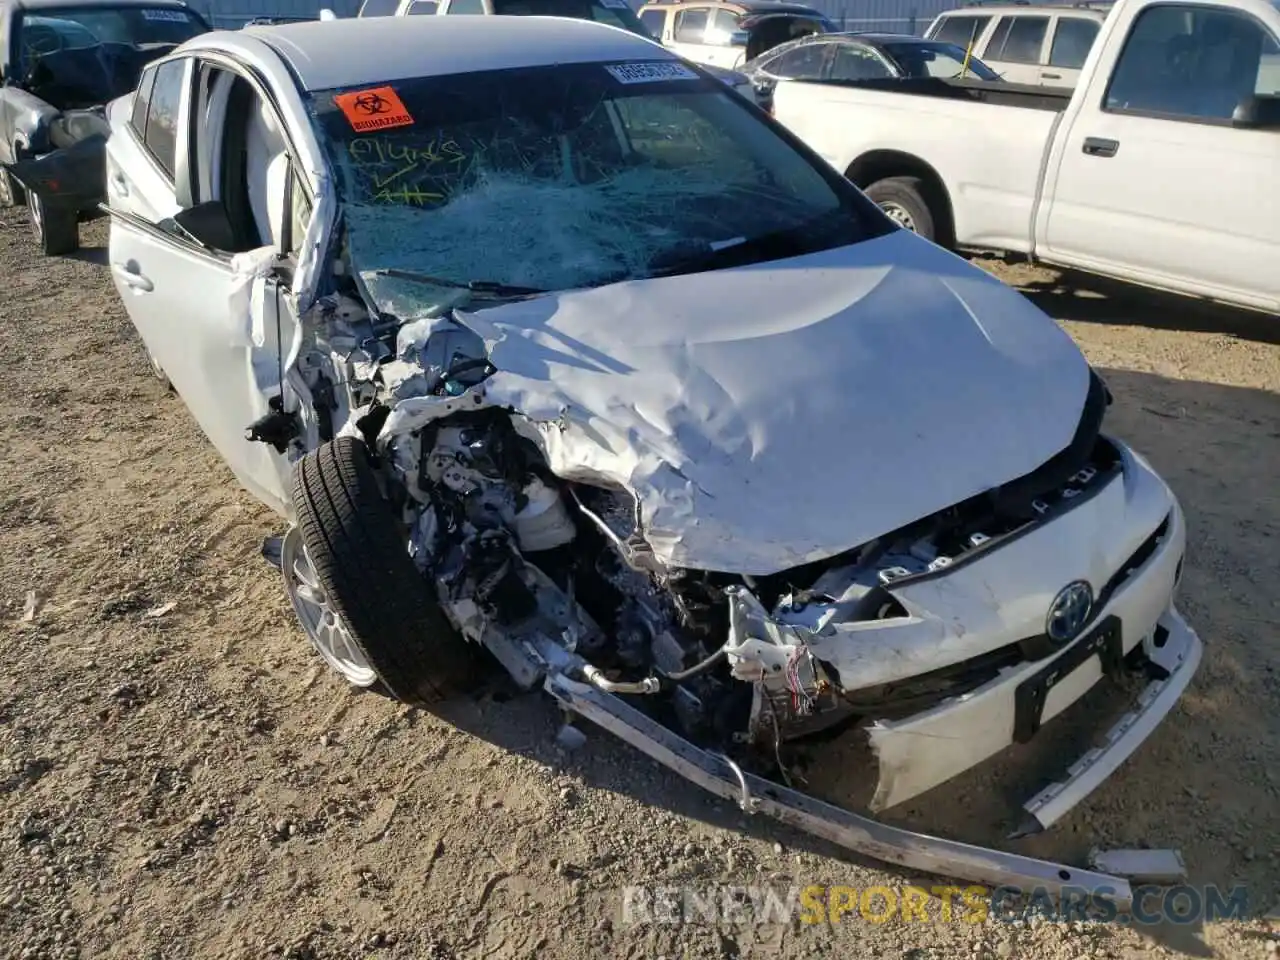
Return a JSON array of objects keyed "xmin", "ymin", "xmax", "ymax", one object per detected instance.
[
  {"xmin": 334, "ymin": 86, "xmax": 415, "ymax": 133},
  {"xmin": 141, "ymin": 8, "xmax": 191, "ymax": 20},
  {"xmin": 605, "ymin": 61, "xmax": 700, "ymax": 84}
]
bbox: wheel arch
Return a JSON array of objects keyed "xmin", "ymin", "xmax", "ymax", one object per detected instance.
[{"xmin": 845, "ymin": 150, "xmax": 957, "ymax": 249}]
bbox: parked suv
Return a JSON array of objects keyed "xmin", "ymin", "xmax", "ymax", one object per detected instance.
[
  {"xmin": 639, "ymin": 0, "xmax": 835, "ymax": 69},
  {"xmin": 925, "ymin": 2, "xmax": 1108, "ymax": 88}
]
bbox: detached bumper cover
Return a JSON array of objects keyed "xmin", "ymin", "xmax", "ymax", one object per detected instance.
[
  {"xmin": 1017, "ymin": 606, "xmax": 1202, "ymax": 834},
  {"xmin": 867, "ymin": 495, "xmax": 1190, "ymax": 813}
]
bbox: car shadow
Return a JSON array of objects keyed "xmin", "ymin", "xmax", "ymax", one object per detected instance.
[
  {"xmin": 67, "ymin": 244, "xmax": 108, "ymax": 266},
  {"xmin": 427, "ymin": 365, "xmax": 1280, "ymax": 954},
  {"xmin": 971, "ymin": 254, "xmax": 1280, "ymax": 347}
]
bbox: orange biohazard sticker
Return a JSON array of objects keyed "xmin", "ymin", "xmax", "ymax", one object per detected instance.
[{"xmin": 333, "ymin": 86, "xmax": 414, "ymax": 133}]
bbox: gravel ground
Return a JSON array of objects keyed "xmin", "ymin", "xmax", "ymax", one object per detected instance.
[{"xmin": 0, "ymin": 213, "xmax": 1277, "ymax": 960}]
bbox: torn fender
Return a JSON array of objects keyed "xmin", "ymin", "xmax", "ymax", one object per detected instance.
[{"xmin": 9, "ymin": 132, "xmax": 108, "ymax": 213}]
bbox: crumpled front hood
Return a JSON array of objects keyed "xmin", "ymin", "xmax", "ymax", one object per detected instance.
[{"xmin": 466, "ymin": 229, "xmax": 1091, "ymax": 575}]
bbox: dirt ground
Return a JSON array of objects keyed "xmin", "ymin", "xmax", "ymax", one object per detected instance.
[{"xmin": 0, "ymin": 214, "xmax": 1277, "ymax": 960}]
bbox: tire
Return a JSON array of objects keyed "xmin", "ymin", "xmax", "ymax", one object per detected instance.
[
  {"xmin": 291, "ymin": 436, "xmax": 480, "ymax": 705},
  {"xmin": 141, "ymin": 341, "xmax": 173, "ymax": 391},
  {"xmin": 864, "ymin": 176, "xmax": 937, "ymax": 243},
  {"xmin": 28, "ymin": 191, "xmax": 79, "ymax": 256},
  {"xmin": 0, "ymin": 169, "xmax": 24, "ymax": 208}
]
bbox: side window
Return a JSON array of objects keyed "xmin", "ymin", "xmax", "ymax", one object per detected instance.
[
  {"xmin": 706, "ymin": 7, "xmax": 741, "ymax": 44},
  {"xmin": 829, "ymin": 42, "xmax": 892, "ymax": 80},
  {"xmin": 1105, "ymin": 4, "xmax": 1280, "ymax": 121},
  {"xmin": 130, "ymin": 66, "xmax": 157, "ymax": 137},
  {"xmin": 406, "ymin": 0, "xmax": 438, "ymax": 12},
  {"xmin": 1259, "ymin": 32, "xmax": 1280, "ymax": 94},
  {"xmin": 444, "ymin": 0, "xmax": 483, "ymax": 13},
  {"xmin": 144, "ymin": 59, "xmax": 185, "ymax": 180},
  {"xmin": 995, "ymin": 15, "xmax": 1049, "ymax": 64},
  {"xmin": 285, "ymin": 165, "xmax": 313, "ymax": 258},
  {"xmin": 673, "ymin": 7, "xmax": 708, "ymax": 43},
  {"xmin": 983, "ymin": 17, "xmax": 1013, "ymax": 57},
  {"xmin": 1048, "ymin": 17, "xmax": 1100, "ymax": 69},
  {"xmin": 639, "ymin": 8, "xmax": 665, "ymax": 35},
  {"xmin": 932, "ymin": 14, "xmax": 989, "ymax": 49},
  {"xmin": 768, "ymin": 41, "xmax": 827, "ymax": 79},
  {"xmin": 358, "ymin": 0, "xmax": 400, "ymax": 14}
]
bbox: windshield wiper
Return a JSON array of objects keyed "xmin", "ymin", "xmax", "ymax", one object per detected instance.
[{"xmin": 374, "ymin": 268, "xmax": 546, "ymax": 298}]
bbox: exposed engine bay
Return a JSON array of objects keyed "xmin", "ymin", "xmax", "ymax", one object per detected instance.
[{"xmin": 273, "ymin": 281, "xmax": 1132, "ymax": 789}]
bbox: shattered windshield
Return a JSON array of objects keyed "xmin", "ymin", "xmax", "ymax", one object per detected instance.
[
  {"xmin": 309, "ymin": 61, "xmax": 882, "ymax": 317},
  {"xmin": 16, "ymin": 7, "xmax": 208, "ymax": 105}
]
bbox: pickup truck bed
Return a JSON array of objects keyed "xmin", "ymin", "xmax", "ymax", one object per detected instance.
[{"xmin": 770, "ymin": 0, "xmax": 1280, "ymax": 314}]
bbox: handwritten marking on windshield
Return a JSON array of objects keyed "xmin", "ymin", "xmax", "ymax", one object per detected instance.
[
  {"xmin": 372, "ymin": 184, "xmax": 445, "ymax": 206},
  {"xmin": 346, "ymin": 136, "xmax": 468, "ymax": 206}
]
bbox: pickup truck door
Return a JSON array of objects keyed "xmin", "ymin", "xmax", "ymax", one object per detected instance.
[{"xmin": 1038, "ymin": 1, "xmax": 1280, "ymax": 311}]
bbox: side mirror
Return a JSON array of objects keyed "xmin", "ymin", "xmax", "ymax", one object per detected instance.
[
  {"xmin": 728, "ymin": 29, "xmax": 749, "ymax": 46},
  {"xmin": 1232, "ymin": 92, "xmax": 1280, "ymax": 129}
]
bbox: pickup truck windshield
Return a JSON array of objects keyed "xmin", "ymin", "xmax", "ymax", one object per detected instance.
[
  {"xmin": 16, "ymin": 7, "xmax": 208, "ymax": 105},
  {"xmin": 310, "ymin": 62, "xmax": 879, "ymax": 314}
]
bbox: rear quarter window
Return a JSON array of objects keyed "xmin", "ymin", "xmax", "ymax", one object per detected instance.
[
  {"xmin": 1049, "ymin": 16, "xmax": 1100, "ymax": 68},
  {"xmin": 990, "ymin": 14, "xmax": 1049, "ymax": 63},
  {"xmin": 931, "ymin": 14, "xmax": 990, "ymax": 48},
  {"xmin": 674, "ymin": 7, "xmax": 708, "ymax": 42},
  {"xmin": 639, "ymin": 8, "xmax": 665, "ymax": 34}
]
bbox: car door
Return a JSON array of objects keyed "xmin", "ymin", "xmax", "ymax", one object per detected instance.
[
  {"xmin": 668, "ymin": 5, "xmax": 715, "ymax": 65},
  {"xmin": 701, "ymin": 7, "xmax": 746, "ymax": 67},
  {"xmin": 826, "ymin": 39, "xmax": 896, "ymax": 80},
  {"xmin": 1042, "ymin": 14, "xmax": 1101, "ymax": 88},
  {"xmin": 1039, "ymin": 1, "xmax": 1280, "ymax": 310},
  {"xmin": 106, "ymin": 54, "xmax": 298, "ymax": 515},
  {"xmin": 982, "ymin": 14, "xmax": 1052, "ymax": 83},
  {"xmin": 638, "ymin": 6, "xmax": 667, "ymax": 39}
]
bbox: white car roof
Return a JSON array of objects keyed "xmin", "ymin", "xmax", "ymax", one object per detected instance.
[{"xmin": 237, "ymin": 15, "xmax": 673, "ymax": 92}]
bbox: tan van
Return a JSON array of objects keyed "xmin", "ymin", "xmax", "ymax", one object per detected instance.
[{"xmin": 925, "ymin": 2, "xmax": 1109, "ymax": 88}]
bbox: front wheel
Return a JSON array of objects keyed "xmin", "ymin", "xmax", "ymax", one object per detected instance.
[
  {"xmin": 864, "ymin": 176, "xmax": 936, "ymax": 243},
  {"xmin": 288, "ymin": 436, "xmax": 482, "ymax": 705},
  {"xmin": 0, "ymin": 169, "xmax": 24, "ymax": 208},
  {"xmin": 28, "ymin": 191, "xmax": 79, "ymax": 256}
]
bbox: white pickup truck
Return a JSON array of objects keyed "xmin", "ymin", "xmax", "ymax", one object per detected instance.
[{"xmin": 771, "ymin": 0, "xmax": 1280, "ymax": 313}]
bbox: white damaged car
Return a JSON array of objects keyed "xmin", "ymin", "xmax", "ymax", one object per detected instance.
[{"xmin": 104, "ymin": 15, "xmax": 1202, "ymax": 898}]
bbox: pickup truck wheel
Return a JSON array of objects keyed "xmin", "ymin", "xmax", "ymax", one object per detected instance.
[
  {"xmin": 28, "ymin": 191, "xmax": 79, "ymax": 256},
  {"xmin": 289, "ymin": 436, "xmax": 481, "ymax": 706},
  {"xmin": 865, "ymin": 177, "xmax": 936, "ymax": 242}
]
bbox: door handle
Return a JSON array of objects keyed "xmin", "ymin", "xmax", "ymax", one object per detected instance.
[
  {"xmin": 112, "ymin": 263, "xmax": 154, "ymax": 292},
  {"xmin": 1082, "ymin": 136, "xmax": 1119, "ymax": 158},
  {"xmin": 109, "ymin": 171, "xmax": 129, "ymax": 197},
  {"xmin": 1041, "ymin": 71, "xmax": 1062, "ymax": 79}
]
